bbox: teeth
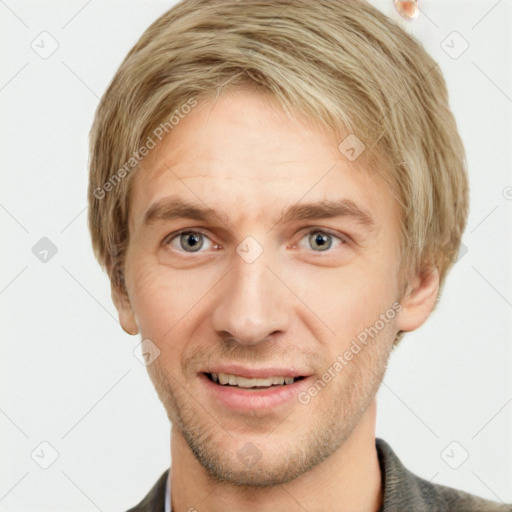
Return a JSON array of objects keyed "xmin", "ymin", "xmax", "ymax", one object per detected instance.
[{"xmin": 211, "ymin": 372, "xmax": 296, "ymax": 388}]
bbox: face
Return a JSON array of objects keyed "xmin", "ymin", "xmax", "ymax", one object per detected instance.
[{"xmin": 116, "ymin": 88, "xmax": 412, "ymax": 486}]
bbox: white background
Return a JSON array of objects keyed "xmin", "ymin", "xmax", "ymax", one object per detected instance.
[{"xmin": 1, "ymin": 1, "xmax": 511, "ymax": 510}]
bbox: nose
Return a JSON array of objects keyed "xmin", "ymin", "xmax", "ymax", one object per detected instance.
[{"xmin": 212, "ymin": 246, "xmax": 290, "ymax": 346}]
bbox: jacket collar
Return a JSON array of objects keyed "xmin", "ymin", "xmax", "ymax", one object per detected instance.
[{"xmin": 128, "ymin": 437, "xmax": 505, "ymax": 511}]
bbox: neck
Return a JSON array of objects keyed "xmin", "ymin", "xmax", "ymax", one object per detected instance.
[{"xmin": 169, "ymin": 399, "xmax": 382, "ymax": 512}]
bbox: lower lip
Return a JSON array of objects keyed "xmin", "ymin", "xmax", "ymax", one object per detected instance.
[{"xmin": 200, "ymin": 373, "xmax": 312, "ymax": 411}]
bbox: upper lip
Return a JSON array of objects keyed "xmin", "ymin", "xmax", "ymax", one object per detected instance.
[{"xmin": 202, "ymin": 364, "xmax": 309, "ymax": 379}]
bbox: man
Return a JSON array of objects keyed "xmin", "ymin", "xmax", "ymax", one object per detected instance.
[{"xmin": 88, "ymin": 0, "xmax": 511, "ymax": 510}]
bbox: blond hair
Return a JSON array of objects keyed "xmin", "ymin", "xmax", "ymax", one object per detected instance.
[{"xmin": 88, "ymin": 0, "xmax": 468, "ymax": 343}]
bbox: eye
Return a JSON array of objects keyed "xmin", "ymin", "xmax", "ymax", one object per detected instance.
[
  {"xmin": 298, "ymin": 229, "xmax": 346, "ymax": 252},
  {"xmin": 163, "ymin": 230, "xmax": 216, "ymax": 253}
]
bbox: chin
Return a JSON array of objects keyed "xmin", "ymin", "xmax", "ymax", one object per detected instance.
[{"xmin": 181, "ymin": 424, "xmax": 344, "ymax": 488}]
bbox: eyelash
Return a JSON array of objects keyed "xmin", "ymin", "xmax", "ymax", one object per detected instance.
[{"xmin": 162, "ymin": 227, "xmax": 348, "ymax": 254}]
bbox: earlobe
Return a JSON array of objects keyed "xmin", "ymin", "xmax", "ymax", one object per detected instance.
[
  {"xmin": 111, "ymin": 284, "xmax": 139, "ymax": 335},
  {"xmin": 396, "ymin": 266, "xmax": 440, "ymax": 333}
]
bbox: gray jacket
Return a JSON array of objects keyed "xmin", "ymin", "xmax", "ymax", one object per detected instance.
[{"xmin": 126, "ymin": 437, "xmax": 511, "ymax": 511}]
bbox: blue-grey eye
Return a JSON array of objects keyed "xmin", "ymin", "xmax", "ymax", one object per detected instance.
[
  {"xmin": 308, "ymin": 231, "xmax": 333, "ymax": 251},
  {"xmin": 164, "ymin": 229, "xmax": 215, "ymax": 254},
  {"xmin": 179, "ymin": 231, "xmax": 204, "ymax": 252}
]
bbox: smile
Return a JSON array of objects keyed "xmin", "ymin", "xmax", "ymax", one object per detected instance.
[
  {"xmin": 206, "ymin": 372, "xmax": 304, "ymax": 389},
  {"xmin": 200, "ymin": 371, "xmax": 311, "ymax": 411}
]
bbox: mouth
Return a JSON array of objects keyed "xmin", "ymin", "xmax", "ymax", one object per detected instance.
[
  {"xmin": 203, "ymin": 372, "xmax": 306, "ymax": 390},
  {"xmin": 200, "ymin": 369, "xmax": 311, "ymax": 411}
]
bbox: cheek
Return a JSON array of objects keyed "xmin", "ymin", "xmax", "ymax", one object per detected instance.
[
  {"xmin": 296, "ymin": 260, "xmax": 398, "ymax": 349},
  {"xmin": 311, "ymin": 262, "xmax": 390, "ymax": 313},
  {"xmin": 127, "ymin": 264, "xmax": 174, "ymax": 336},
  {"xmin": 127, "ymin": 262, "xmax": 212, "ymax": 340}
]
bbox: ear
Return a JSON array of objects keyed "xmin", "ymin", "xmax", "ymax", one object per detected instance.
[
  {"xmin": 111, "ymin": 283, "xmax": 139, "ymax": 335},
  {"xmin": 396, "ymin": 266, "xmax": 440, "ymax": 332}
]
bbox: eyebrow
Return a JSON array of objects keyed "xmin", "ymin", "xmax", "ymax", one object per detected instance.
[
  {"xmin": 278, "ymin": 199, "xmax": 376, "ymax": 229},
  {"xmin": 144, "ymin": 197, "xmax": 223, "ymax": 225},
  {"xmin": 143, "ymin": 196, "xmax": 377, "ymax": 230}
]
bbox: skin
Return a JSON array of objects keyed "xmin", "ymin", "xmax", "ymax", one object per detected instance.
[{"xmin": 112, "ymin": 87, "xmax": 439, "ymax": 512}]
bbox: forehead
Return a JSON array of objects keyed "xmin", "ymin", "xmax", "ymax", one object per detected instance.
[{"xmin": 128, "ymin": 89, "xmax": 398, "ymax": 232}]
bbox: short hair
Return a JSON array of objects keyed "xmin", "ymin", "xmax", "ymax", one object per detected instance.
[{"xmin": 88, "ymin": 0, "xmax": 468, "ymax": 344}]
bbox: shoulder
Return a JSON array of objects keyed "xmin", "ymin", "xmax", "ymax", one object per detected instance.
[
  {"xmin": 376, "ymin": 438, "xmax": 511, "ymax": 512},
  {"xmin": 125, "ymin": 468, "xmax": 169, "ymax": 512}
]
